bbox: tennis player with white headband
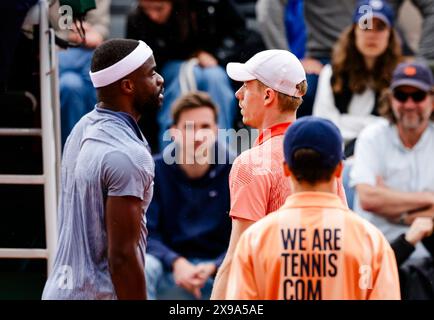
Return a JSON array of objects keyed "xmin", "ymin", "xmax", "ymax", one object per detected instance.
[{"xmin": 42, "ymin": 39, "xmax": 164, "ymax": 300}]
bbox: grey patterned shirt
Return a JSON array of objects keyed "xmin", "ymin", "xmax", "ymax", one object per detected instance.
[{"xmin": 42, "ymin": 107, "xmax": 154, "ymax": 300}]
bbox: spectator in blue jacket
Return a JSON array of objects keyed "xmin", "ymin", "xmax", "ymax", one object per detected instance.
[{"xmin": 145, "ymin": 91, "xmax": 234, "ymax": 300}]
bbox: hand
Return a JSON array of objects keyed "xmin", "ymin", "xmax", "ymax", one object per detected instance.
[
  {"xmin": 404, "ymin": 217, "xmax": 434, "ymax": 245},
  {"xmin": 196, "ymin": 51, "xmax": 218, "ymax": 68},
  {"xmin": 68, "ymin": 22, "xmax": 103, "ymax": 48},
  {"xmin": 172, "ymin": 257, "xmax": 203, "ymax": 299},
  {"xmin": 301, "ymin": 57, "xmax": 324, "ymax": 75},
  {"xmin": 195, "ymin": 262, "xmax": 217, "ymax": 283}
]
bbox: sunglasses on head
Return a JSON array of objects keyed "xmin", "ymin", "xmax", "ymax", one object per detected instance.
[{"xmin": 393, "ymin": 90, "xmax": 427, "ymax": 103}]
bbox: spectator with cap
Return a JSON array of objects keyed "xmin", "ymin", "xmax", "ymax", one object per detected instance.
[
  {"xmin": 313, "ymin": 0, "xmax": 402, "ymax": 158},
  {"xmin": 145, "ymin": 92, "xmax": 233, "ymax": 300},
  {"xmin": 350, "ymin": 61, "xmax": 434, "ymax": 261},
  {"xmin": 226, "ymin": 116, "xmax": 400, "ymax": 300},
  {"xmin": 255, "ymin": 0, "xmax": 434, "ymax": 118},
  {"xmin": 211, "ymin": 50, "xmax": 348, "ymax": 299}
]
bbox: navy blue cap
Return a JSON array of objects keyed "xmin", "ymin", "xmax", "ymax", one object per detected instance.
[
  {"xmin": 353, "ymin": 0, "xmax": 395, "ymax": 27},
  {"xmin": 391, "ymin": 61, "xmax": 434, "ymax": 92},
  {"xmin": 283, "ymin": 116, "xmax": 344, "ymax": 169}
]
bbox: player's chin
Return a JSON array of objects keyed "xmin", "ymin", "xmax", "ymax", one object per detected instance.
[{"xmin": 242, "ymin": 116, "xmax": 252, "ymax": 126}]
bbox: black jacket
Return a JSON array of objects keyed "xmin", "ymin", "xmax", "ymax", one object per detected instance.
[{"xmin": 126, "ymin": 0, "xmax": 248, "ymax": 69}]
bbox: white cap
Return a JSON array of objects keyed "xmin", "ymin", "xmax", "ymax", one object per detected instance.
[{"xmin": 226, "ymin": 50, "xmax": 307, "ymax": 97}]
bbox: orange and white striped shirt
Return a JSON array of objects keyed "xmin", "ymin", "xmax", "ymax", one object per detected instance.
[
  {"xmin": 226, "ymin": 192, "xmax": 400, "ymax": 300},
  {"xmin": 229, "ymin": 122, "xmax": 347, "ymax": 221}
]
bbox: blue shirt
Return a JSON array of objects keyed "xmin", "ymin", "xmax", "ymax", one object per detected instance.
[
  {"xmin": 147, "ymin": 143, "xmax": 233, "ymax": 270},
  {"xmin": 42, "ymin": 107, "xmax": 154, "ymax": 300}
]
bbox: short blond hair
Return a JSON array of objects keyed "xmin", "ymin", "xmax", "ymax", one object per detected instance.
[{"xmin": 258, "ymin": 80, "xmax": 308, "ymax": 112}]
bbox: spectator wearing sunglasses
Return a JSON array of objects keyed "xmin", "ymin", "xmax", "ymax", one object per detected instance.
[
  {"xmin": 350, "ymin": 61, "xmax": 434, "ymax": 263},
  {"xmin": 313, "ymin": 0, "xmax": 402, "ymax": 158}
]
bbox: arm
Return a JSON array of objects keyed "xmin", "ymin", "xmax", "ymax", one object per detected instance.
[
  {"xmin": 225, "ymin": 232, "xmax": 259, "ymax": 300},
  {"xmin": 391, "ymin": 217, "xmax": 434, "ymax": 265},
  {"xmin": 390, "ymin": 234, "xmax": 415, "ymax": 266},
  {"xmin": 210, "ymin": 217, "xmax": 255, "ymax": 300},
  {"xmin": 410, "ymin": 0, "xmax": 434, "ymax": 60},
  {"xmin": 102, "ymin": 150, "xmax": 152, "ymax": 300},
  {"xmin": 403, "ymin": 205, "xmax": 434, "ymax": 225},
  {"xmin": 84, "ymin": 0, "xmax": 110, "ymax": 40},
  {"xmin": 211, "ymin": 156, "xmax": 271, "ymax": 299},
  {"xmin": 214, "ymin": 251, "xmax": 227, "ymax": 269},
  {"xmin": 66, "ymin": 0, "xmax": 109, "ymax": 48},
  {"xmin": 356, "ymin": 183, "xmax": 434, "ymax": 218},
  {"xmin": 106, "ymin": 195, "xmax": 147, "ymax": 300},
  {"xmin": 352, "ymin": 126, "xmax": 434, "ymax": 217},
  {"xmin": 68, "ymin": 22, "xmax": 103, "ymax": 48},
  {"xmin": 256, "ymin": 0, "xmax": 289, "ymax": 50}
]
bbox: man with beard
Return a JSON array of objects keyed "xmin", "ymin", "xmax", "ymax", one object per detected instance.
[
  {"xmin": 42, "ymin": 39, "xmax": 164, "ymax": 300},
  {"xmin": 351, "ymin": 61, "xmax": 434, "ymax": 261}
]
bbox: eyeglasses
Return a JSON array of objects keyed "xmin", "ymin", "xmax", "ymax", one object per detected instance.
[{"xmin": 393, "ymin": 90, "xmax": 427, "ymax": 103}]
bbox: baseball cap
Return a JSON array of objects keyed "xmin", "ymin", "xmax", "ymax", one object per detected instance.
[
  {"xmin": 353, "ymin": 0, "xmax": 395, "ymax": 27},
  {"xmin": 226, "ymin": 50, "xmax": 307, "ymax": 97},
  {"xmin": 283, "ymin": 116, "xmax": 344, "ymax": 169},
  {"xmin": 390, "ymin": 61, "xmax": 434, "ymax": 92}
]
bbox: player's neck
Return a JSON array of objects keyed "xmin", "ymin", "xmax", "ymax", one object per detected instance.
[
  {"xmin": 292, "ymin": 179, "xmax": 336, "ymax": 194},
  {"xmin": 97, "ymin": 100, "xmax": 139, "ymax": 122},
  {"xmin": 258, "ymin": 111, "xmax": 295, "ymax": 130}
]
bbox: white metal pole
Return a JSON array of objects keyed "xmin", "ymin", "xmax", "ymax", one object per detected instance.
[
  {"xmin": 49, "ymin": 28, "xmax": 62, "ymax": 196},
  {"xmin": 39, "ymin": 0, "xmax": 58, "ymax": 275}
]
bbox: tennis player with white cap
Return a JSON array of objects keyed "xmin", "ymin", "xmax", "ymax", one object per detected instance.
[{"xmin": 211, "ymin": 50, "xmax": 348, "ymax": 299}]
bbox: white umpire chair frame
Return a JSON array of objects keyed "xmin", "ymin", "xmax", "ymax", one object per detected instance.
[{"xmin": 0, "ymin": 0, "xmax": 61, "ymax": 275}]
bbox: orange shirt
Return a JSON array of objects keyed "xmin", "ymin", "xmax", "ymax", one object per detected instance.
[
  {"xmin": 229, "ymin": 122, "xmax": 347, "ymax": 221},
  {"xmin": 226, "ymin": 192, "xmax": 400, "ymax": 300}
]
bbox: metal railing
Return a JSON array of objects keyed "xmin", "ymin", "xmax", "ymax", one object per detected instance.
[{"xmin": 0, "ymin": 0, "xmax": 60, "ymax": 276}]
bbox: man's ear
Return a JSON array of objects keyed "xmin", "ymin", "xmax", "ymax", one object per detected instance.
[
  {"xmin": 264, "ymin": 88, "xmax": 277, "ymax": 107},
  {"xmin": 120, "ymin": 78, "xmax": 134, "ymax": 95},
  {"xmin": 334, "ymin": 161, "xmax": 344, "ymax": 179},
  {"xmin": 283, "ymin": 162, "xmax": 292, "ymax": 177}
]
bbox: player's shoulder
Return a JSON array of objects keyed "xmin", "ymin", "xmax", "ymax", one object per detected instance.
[{"xmin": 233, "ymin": 144, "xmax": 262, "ymax": 165}]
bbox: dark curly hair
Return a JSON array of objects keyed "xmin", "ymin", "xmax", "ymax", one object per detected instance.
[{"xmin": 91, "ymin": 38, "xmax": 140, "ymax": 73}]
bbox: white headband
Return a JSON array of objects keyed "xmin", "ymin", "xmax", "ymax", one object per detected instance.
[{"xmin": 89, "ymin": 40, "xmax": 153, "ymax": 88}]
